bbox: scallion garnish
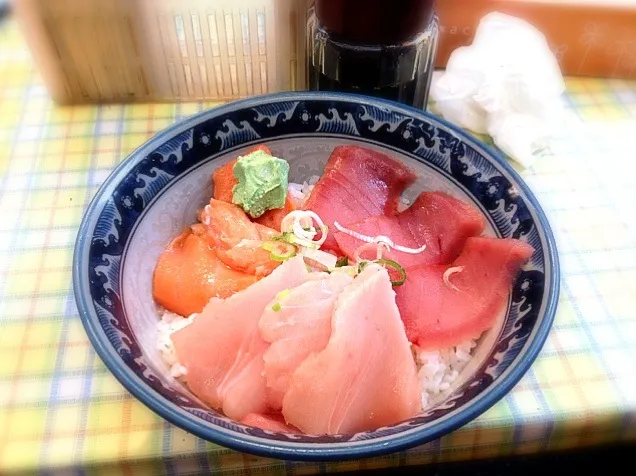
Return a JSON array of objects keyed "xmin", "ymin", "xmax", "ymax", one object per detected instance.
[
  {"xmin": 375, "ymin": 259, "xmax": 407, "ymax": 286},
  {"xmin": 335, "ymin": 256, "xmax": 348, "ymax": 267},
  {"xmin": 262, "ymin": 240, "xmax": 296, "ymax": 261}
]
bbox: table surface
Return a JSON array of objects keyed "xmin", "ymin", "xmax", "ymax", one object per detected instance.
[{"xmin": 2, "ymin": 15, "xmax": 636, "ymax": 476}]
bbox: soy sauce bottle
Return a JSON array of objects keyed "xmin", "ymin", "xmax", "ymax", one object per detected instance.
[{"xmin": 306, "ymin": 0, "xmax": 439, "ymax": 109}]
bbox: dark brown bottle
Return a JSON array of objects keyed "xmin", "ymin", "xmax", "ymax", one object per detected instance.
[{"xmin": 306, "ymin": 0, "xmax": 439, "ymax": 109}]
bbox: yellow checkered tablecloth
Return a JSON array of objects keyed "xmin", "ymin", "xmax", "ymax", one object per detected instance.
[{"xmin": 2, "ymin": 14, "xmax": 636, "ymax": 476}]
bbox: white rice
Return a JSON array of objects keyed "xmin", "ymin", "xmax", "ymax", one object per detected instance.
[
  {"xmin": 157, "ymin": 310, "xmax": 196, "ymax": 380},
  {"xmin": 287, "ymin": 177, "xmax": 318, "ymax": 209},
  {"xmin": 413, "ymin": 339, "xmax": 477, "ymax": 409}
]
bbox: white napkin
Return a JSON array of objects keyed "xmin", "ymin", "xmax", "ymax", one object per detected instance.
[{"xmin": 431, "ymin": 12, "xmax": 566, "ymax": 168}]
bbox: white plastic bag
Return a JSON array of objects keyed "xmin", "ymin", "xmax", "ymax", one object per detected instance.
[{"xmin": 431, "ymin": 12, "xmax": 566, "ymax": 168}]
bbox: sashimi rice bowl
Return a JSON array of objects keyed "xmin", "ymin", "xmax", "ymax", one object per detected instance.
[{"xmin": 74, "ymin": 93, "xmax": 558, "ymax": 459}]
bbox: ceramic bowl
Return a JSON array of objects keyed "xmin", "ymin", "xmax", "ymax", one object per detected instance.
[{"xmin": 73, "ymin": 92, "xmax": 559, "ymax": 461}]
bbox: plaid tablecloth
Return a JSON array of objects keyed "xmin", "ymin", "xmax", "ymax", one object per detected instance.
[{"xmin": 2, "ymin": 15, "xmax": 636, "ymax": 476}]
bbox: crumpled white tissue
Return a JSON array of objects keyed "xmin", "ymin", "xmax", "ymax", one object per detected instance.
[{"xmin": 431, "ymin": 12, "xmax": 566, "ymax": 168}]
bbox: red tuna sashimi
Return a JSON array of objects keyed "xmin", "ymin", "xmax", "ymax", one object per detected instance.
[
  {"xmin": 241, "ymin": 413, "xmax": 298, "ymax": 433},
  {"xmin": 395, "ymin": 236, "xmax": 534, "ymax": 350},
  {"xmin": 282, "ymin": 264, "xmax": 421, "ymax": 435},
  {"xmin": 259, "ymin": 272, "xmax": 353, "ymax": 410},
  {"xmin": 171, "ymin": 256, "xmax": 309, "ymax": 420},
  {"xmin": 333, "ymin": 191, "xmax": 486, "ymax": 268},
  {"xmin": 399, "ymin": 191, "xmax": 486, "ymax": 264},
  {"xmin": 302, "ymin": 146, "xmax": 416, "ymax": 252}
]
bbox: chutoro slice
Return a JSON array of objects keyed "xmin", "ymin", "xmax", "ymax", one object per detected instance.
[
  {"xmin": 259, "ymin": 272, "xmax": 354, "ymax": 410},
  {"xmin": 282, "ymin": 264, "xmax": 421, "ymax": 435},
  {"xmin": 171, "ymin": 256, "xmax": 309, "ymax": 420}
]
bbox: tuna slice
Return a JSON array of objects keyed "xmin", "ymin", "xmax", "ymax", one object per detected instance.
[
  {"xmin": 395, "ymin": 236, "xmax": 534, "ymax": 350},
  {"xmin": 171, "ymin": 256, "xmax": 309, "ymax": 420},
  {"xmin": 259, "ymin": 272, "xmax": 354, "ymax": 410},
  {"xmin": 152, "ymin": 229, "xmax": 257, "ymax": 317},
  {"xmin": 282, "ymin": 264, "xmax": 422, "ymax": 435},
  {"xmin": 334, "ymin": 192, "xmax": 486, "ymax": 268},
  {"xmin": 302, "ymin": 146, "xmax": 416, "ymax": 252}
]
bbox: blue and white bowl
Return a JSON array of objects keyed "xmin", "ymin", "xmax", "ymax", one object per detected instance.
[{"xmin": 73, "ymin": 92, "xmax": 559, "ymax": 461}]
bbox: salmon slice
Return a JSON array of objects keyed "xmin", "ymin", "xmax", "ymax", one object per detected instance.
[
  {"xmin": 212, "ymin": 159, "xmax": 238, "ymax": 203},
  {"xmin": 333, "ymin": 192, "xmax": 486, "ymax": 269},
  {"xmin": 259, "ymin": 272, "xmax": 353, "ymax": 410},
  {"xmin": 302, "ymin": 146, "xmax": 417, "ymax": 252},
  {"xmin": 282, "ymin": 264, "xmax": 421, "ymax": 435},
  {"xmin": 254, "ymin": 223, "xmax": 279, "ymax": 241},
  {"xmin": 199, "ymin": 199, "xmax": 281, "ymax": 276},
  {"xmin": 395, "ymin": 236, "xmax": 534, "ymax": 349},
  {"xmin": 254, "ymin": 194, "xmax": 296, "ymax": 231},
  {"xmin": 152, "ymin": 230, "xmax": 257, "ymax": 317},
  {"xmin": 171, "ymin": 256, "xmax": 309, "ymax": 420},
  {"xmin": 241, "ymin": 413, "xmax": 298, "ymax": 433},
  {"xmin": 201, "ymin": 198, "xmax": 262, "ymax": 246},
  {"xmin": 212, "ymin": 145, "xmax": 273, "ymax": 203}
]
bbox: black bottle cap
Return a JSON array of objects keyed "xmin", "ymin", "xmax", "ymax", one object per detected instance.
[{"xmin": 314, "ymin": 0, "xmax": 435, "ymax": 45}]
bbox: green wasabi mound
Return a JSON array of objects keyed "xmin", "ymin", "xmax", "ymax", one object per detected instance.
[{"xmin": 232, "ymin": 149, "xmax": 289, "ymax": 218}]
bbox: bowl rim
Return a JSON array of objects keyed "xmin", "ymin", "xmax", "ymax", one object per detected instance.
[{"xmin": 73, "ymin": 91, "xmax": 560, "ymax": 461}]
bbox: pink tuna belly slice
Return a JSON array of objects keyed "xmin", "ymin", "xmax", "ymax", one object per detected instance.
[
  {"xmin": 282, "ymin": 264, "xmax": 422, "ymax": 435},
  {"xmin": 171, "ymin": 256, "xmax": 309, "ymax": 420},
  {"xmin": 333, "ymin": 191, "xmax": 486, "ymax": 269},
  {"xmin": 259, "ymin": 272, "xmax": 353, "ymax": 410},
  {"xmin": 395, "ymin": 236, "xmax": 534, "ymax": 350},
  {"xmin": 302, "ymin": 146, "xmax": 416, "ymax": 252}
]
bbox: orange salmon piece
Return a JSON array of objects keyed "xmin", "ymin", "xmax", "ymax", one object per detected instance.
[
  {"xmin": 254, "ymin": 195, "xmax": 296, "ymax": 232},
  {"xmin": 200, "ymin": 199, "xmax": 281, "ymax": 277},
  {"xmin": 153, "ymin": 229, "xmax": 257, "ymax": 317},
  {"xmin": 212, "ymin": 159, "xmax": 238, "ymax": 203}
]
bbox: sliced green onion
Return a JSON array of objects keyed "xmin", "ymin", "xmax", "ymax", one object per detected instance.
[
  {"xmin": 270, "ymin": 233, "xmax": 293, "ymax": 244},
  {"xmin": 271, "ymin": 232, "xmax": 320, "ymax": 249},
  {"xmin": 271, "ymin": 302, "xmax": 282, "ymax": 312},
  {"xmin": 375, "ymin": 259, "xmax": 407, "ymax": 286},
  {"xmin": 276, "ymin": 289, "xmax": 291, "ymax": 301},
  {"xmin": 357, "ymin": 260, "xmax": 371, "ymax": 274},
  {"xmin": 262, "ymin": 240, "xmax": 296, "ymax": 261},
  {"xmin": 335, "ymin": 256, "xmax": 348, "ymax": 267}
]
